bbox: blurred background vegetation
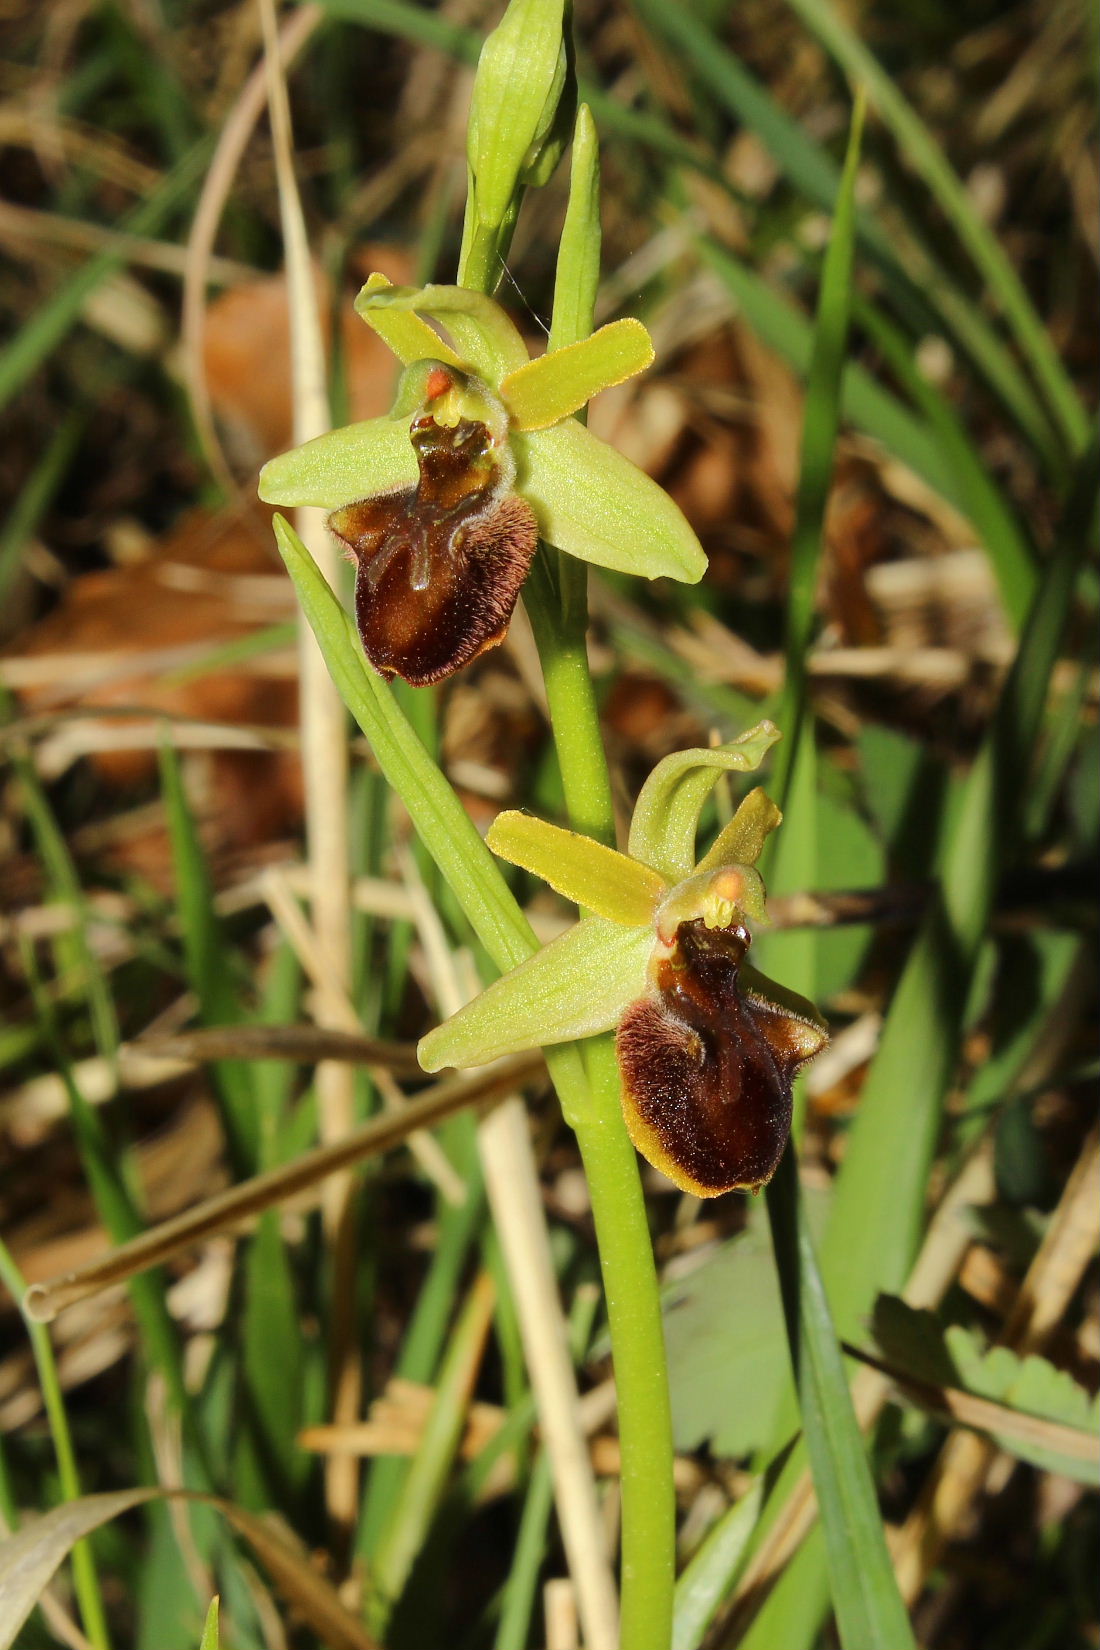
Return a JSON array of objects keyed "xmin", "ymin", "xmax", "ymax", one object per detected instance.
[{"xmin": 0, "ymin": 2, "xmax": 1096, "ymax": 1648}]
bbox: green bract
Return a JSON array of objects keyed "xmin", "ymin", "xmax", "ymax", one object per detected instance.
[
  {"xmin": 258, "ymin": 276, "xmax": 707, "ymax": 587},
  {"xmin": 419, "ymin": 721, "xmax": 802, "ymax": 1071}
]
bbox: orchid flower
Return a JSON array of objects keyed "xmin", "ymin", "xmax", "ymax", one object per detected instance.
[
  {"xmin": 419, "ymin": 722, "xmax": 828, "ymax": 1195},
  {"xmin": 258, "ymin": 277, "xmax": 706, "ymax": 685}
]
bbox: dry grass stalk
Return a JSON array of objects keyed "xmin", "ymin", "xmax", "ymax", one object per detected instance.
[
  {"xmin": 413, "ymin": 886, "xmax": 620, "ymax": 1650},
  {"xmin": 257, "ymin": 0, "xmax": 360, "ymax": 1528},
  {"xmin": 261, "ymin": 866, "xmax": 465, "ymax": 1201},
  {"xmin": 180, "ymin": 2, "xmax": 320, "ymax": 492},
  {"xmin": 22, "ymin": 1053, "xmax": 542, "ymax": 1325}
]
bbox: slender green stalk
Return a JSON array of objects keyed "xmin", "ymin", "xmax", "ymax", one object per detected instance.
[
  {"xmin": 509, "ymin": 96, "xmax": 677, "ymax": 1650},
  {"xmin": 0, "ymin": 1239, "xmax": 111, "ymax": 1650}
]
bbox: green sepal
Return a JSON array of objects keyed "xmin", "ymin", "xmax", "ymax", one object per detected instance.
[
  {"xmin": 358, "ymin": 283, "xmax": 529, "ymax": 382},
  {"xmin": 513, "ymin": 417, "xmax": 707, "ymax": 582},
  {"xmin": 500, "ymin": 319, "xmax": 654, "ymax": 431},
  {"xmin": 696, "ymin": 786, "xmax": 783, "ymax": 876},
  {"xmin": 488, "ymin": 810, "xmax": 667, "ymax": 924},
  {"xmin": 418, "ymin": 915, "xmax": 653, "ymax": 1071},
  {"xmin": 258, "ymin": 416, "xmax": 417, "ymax": 510},
  {"xmin": 628, "ymin": 723, "xmax": 782, "ymax": 883},
  {"xmin": 354, "ymin": 273, "xmax": 463, "ymax": 368}
]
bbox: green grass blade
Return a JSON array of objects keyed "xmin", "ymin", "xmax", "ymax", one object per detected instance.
[
  {"xmin": 853, "ymin": 295, "xmax": 1037, "ymax": 628},
  {"xmin": 783, "ymin": 0, "xmax": 1089, "ymax": 453},
  {"xmin": 358, "ymin": 1127, "xmax": 485, "ymax": 1561},
  {"xmin": 671, "ymin": 1477, "xmax": 765, "ymax": 1650},
  {"xmin": 12, "ymin": 747, "xmax": 119, "ymax": 1067},
  {"xmin": 821, "ymin": 442, "xmax": 1099, "ymax": 1321},
  {"xmin": 767, "ymin": 1151, "xmax": 916, "ymax": 1649},
  {"xmin": 0, "ymin": 411, "xmax": 85, "ymax": 604},
  {"xmin": 629, "ymin": 0, "xmax": 1062, "ymax": 476},
  {"xmin": 761, "ymin": 95, "xmax": 913, "ymax": 1648},
  {"xmin": 159, "ymin": 741, "xmax": 259, "ymax": 1171},
  {"xmin": 699, "ymin": 239, "xmax": 971, "ymax": 522},
  {"xmin": 198, "ymin": 1598, "xmax": 219, "ymax": 1650},
  {"xmin": 0, "ymin": 1240, "xmax": 112, "ymax": 1650},
  {"xmin": 370, "ymin": 1274, "xmax": 496, "ymax": 1635},
  {"xmin": 273, "ymin": 515, "xmax": 537, "ymax": 975}
]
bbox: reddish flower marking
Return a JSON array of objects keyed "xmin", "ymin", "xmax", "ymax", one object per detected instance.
[
  {"xmin": 328, "ymin": 413, "xmax": 538, "ymax": 687},
  {"xmin": 616, "ymin": 918, "xmax": 826, "ymax": 1195}
]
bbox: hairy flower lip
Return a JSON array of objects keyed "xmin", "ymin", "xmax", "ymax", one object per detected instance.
[{"xmin": 618, "ymin": 916, "xmax": 826, "ymax": 1196}]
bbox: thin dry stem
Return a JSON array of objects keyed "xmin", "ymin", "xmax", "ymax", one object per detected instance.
[
  {"xmin": 411, "ymin": 882, "xmax": 620, "ymax": 1650},
  {"xmin": 180, "ymin": 2, "xmax": 320, "ymax": 492},
  {"xmin": 22, "ymin": 1053, "xmax": 542, "ymax": 1325}
]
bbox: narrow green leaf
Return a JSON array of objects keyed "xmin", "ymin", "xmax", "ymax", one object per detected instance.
[
  {"xmin": 418, "ymin": 916, "xmax": 653, "ymax": 1071},
  {"xmin": 0, "ymin": 410, "xmax": 84, "ymax": 604},
  {"xmin": 159, "ymin": 742, "xmax": 258, "ymax": 1171},
  {"xmin": 672, "ymin": 1478, "xmax": 765, "ymax": 1650},
  {"xmin": 272, "ymin": 515, "xmax": 536, "ymax": 974},
  {"xmin": 0, "ymin": 1488, "xmax": 378, "ymax": 1650},
  {"xmin": 0, "ymin": 141, "xmax": 210, "ymax": 415},
  {"xmin": 627, "ymin": 723, "xmax": 781, "ymax": 882},
  {"xmin": 514, "ymin": 417, "xmax": 707, "ymax": 582},
  {"xmin": 853, "ymin": 295, "xmax": 1036, "ymax": 631},
  {"xmin": 699, "ymin": 240, "xmax": 970, "ymax": 522},
  {"xmin": 771, "ymin": 91, "xmax": 864, "ymax": 801},
  {"xmin": 767, "ymin": 1151, "xmax": 916, "ymax": 1650},
  {"xmin": 821, "ymin": 444, "xmax": 1099, "ymax": 1322},
  {"xmin": 258, "ymin": 415, "xmax": 417, "ymax": 510},
  {"xmin": 13, "ymin": 748, "xmax": 119, "ymax": 1066},
  {"xmin": 501, "ymin": 318, "xmax": 653, "ymax": 430},
  {"xmin": 198, "ymin": 1598, "xmax": 219, "ymax": 1650},
  {"xmin": 370, "ymin": 1276, "xmax": 496, "ymax": 1632},
  {"xmin": 759, "ymin": 95, "xmax": 916, "ymax": 1650},
  {"xmin": 488, "ymin": 810, "xmax": 667, "ymax": 924},
  {"xmin": 629, "ymin": 0, "xmax": 1062, "ymax": 477}
]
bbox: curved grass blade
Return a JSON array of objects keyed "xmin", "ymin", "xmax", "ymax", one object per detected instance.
[
  {"xmin": 628, "ymin": 0, "xmax": 1063, "ymax": 477},
  {"xmin": 760, "ymin": 95, "xmax": 913, "ymax": 1648},
  {"xmin": 766, "ymin": 1150, "xmax": 916, "ymax": 1649}
]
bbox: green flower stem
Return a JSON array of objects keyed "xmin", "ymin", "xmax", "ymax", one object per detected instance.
[
  {"xmin": 577, "ymin": 1034, "xmax": 677, "ymax": 1650},
  {"xmin": 499, "ymin": 85, "xmax": 676, "ymax": 1647},
  {"xmin": 524, "ymin": 548, "xmax": 677, "ymax": 1650},
  {"xmin": 524, "ymin": 552, "xmax": 615, "ymax": 848}
]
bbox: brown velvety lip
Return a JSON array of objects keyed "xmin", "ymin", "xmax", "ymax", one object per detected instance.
[
  {"xmin": 329, "ymin": 415, "xmax": 538, "ymax": 687},
  {"xmin": 616, "ymin": 918, "xmax": 827, "ymax": 1195}
]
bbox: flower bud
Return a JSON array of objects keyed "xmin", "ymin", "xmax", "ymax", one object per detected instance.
[{"xmin": 467, "ymin": 0, "xmax": 575, "ymax": 232}]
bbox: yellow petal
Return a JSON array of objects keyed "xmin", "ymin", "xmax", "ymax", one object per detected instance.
[
  {"xmin": 696, "ymin": 787, "xmax": 783, "ymax": 875},
  {"xmin": 487, "ymin": 810, "xmax": 667, "ymax": 924}
]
